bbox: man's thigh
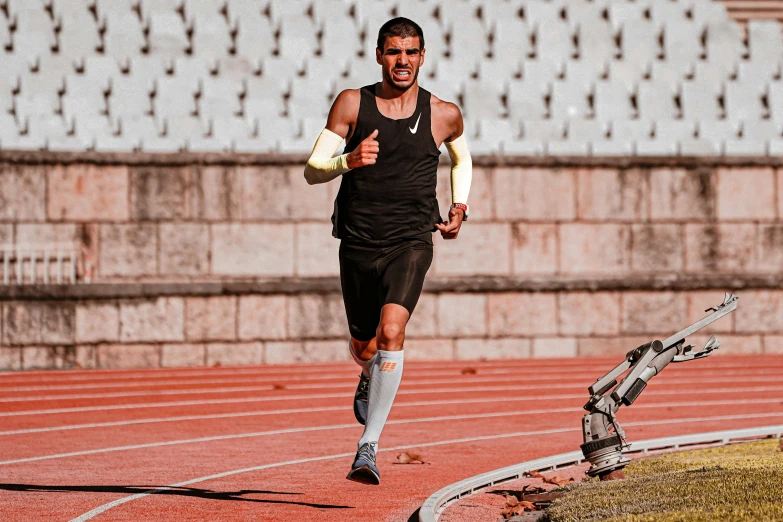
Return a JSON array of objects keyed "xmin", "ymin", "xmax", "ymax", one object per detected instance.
[
  {"xmin": 379, "ymin": 241, "xmax": 433, "ymax": 316},
  {"xmin": 339, "ymin": 242, "xmax": 382, "ymax": 342}
]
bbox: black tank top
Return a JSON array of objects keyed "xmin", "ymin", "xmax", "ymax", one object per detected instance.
[{"xmin": 332, "ymin": 84, "xmax": 441, "ymax": 244}]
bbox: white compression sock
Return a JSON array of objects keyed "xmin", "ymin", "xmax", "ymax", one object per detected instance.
[
  {"xmin": 349, "ymin": 341, "xmax": 377, "ymax": 377},
  {"xmin": 358, "ymin": 349, "xmax": 404, "ymax": 450}
]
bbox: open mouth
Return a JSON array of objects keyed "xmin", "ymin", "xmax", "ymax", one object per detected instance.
[{"xmin": 393, "ymin": 69, "xmax": 412, "ymax": 81}]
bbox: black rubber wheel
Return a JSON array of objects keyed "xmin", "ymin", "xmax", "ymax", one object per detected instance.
[{"xmin": 580, "ymin": 435, "xmax": 622, "ymax": 456}]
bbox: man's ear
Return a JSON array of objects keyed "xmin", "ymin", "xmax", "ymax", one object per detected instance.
[
  {"xmin": 420, "ymin": 47, "xmax": 426, "ymax": 67},
  {"xmin": 376, "ymin": 47, "xmax": 382, "ymax": 65}
]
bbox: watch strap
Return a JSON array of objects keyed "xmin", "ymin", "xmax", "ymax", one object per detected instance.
[{"xmin": 450, "ymin": 203, "xmax": 469, "ymax": 221}]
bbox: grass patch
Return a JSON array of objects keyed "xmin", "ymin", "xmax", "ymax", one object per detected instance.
[{"xmin": 545, "ymin": 438, "xmax": 783, "ymax": 522}]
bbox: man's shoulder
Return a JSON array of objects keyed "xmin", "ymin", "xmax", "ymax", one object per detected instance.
[
  {"xmin": 333, "ymin": 88, "xmax": 362, "ymax": 107},
  {"xmin": 429, "ymin": 94, "xmax": 462, "ymax": 124},
  {"xmin": 328, "ymin": 88, "xmax": 363, "ymax": 126}
]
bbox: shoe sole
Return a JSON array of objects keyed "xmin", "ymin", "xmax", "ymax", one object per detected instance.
[{"xmin": 346, "ymin": 465, "xmax": 380, "ymax": 485}]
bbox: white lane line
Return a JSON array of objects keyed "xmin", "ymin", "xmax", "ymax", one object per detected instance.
[
  {"xmin": 0, "ymin": 371, "xmax": 634, "ymax": 395},
  {"xmin": 3, "ymin": 395, "xmax": 782, "ymax": 437},
  {"xmin": 1, "ymin": 373, "xmax": 779, "ymax": 403},
  {"xmin": 6, "ymin": 403, "xmax": 783, "ymax": 467},
  {"xmin": 4, "ymin": 357, "xmax": 779, "ymax": 385},
  {"xmin": 0, "ymin": 366, "xmax": 623, "ymax": 391},
  {"xmin": 2, "ymin": 409, "xmax": 572, "ymax": 466},
  {"xmin": 68, "ymin": 411, "xmax": 783, "ymax": 522},
  {"xmin": 3, "ymin": 366, "xmax": 780, "ymax": 393},
  {"xmin": 0, "ymin": 359, "xmax": 606, "ymax": 383},
  {"xmin": 4, "ymin": 384, "xmax": 783, "ymax": 418}
]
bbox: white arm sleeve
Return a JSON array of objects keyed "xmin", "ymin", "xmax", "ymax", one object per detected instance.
[
  {"xmin": 303, "ymin": 128, "xmax": 351, "ymax": 185},
  {"xmin": 444, "ymin": 134, "xmax": 472, "ymax": 204}
]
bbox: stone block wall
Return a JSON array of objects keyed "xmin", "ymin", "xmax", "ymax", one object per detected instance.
[
  {"xmin": 1, "ymin": 153, "xmax": 782, "ymax": 369},
  {"xmin": 0, "ymin": 289, "xmax": 780, "ymax": 370}
]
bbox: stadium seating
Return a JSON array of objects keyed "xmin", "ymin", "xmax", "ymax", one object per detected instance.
[{"xmin": 0, "ymin": 0, "xmax": 781, "ymax": 155}]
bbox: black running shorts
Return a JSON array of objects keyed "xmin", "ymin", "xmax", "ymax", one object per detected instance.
[{"xmin": 339, "ymin": 235, "xmax": 433, "ymax": 342}]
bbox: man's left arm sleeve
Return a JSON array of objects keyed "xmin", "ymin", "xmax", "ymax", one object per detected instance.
[{"xmin": 444, "ymin": 134, "xmax": 472, "ymax": 204}]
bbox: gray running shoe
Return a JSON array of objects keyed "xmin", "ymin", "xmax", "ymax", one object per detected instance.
[
  {"xmin": 353, "ymin": 373, "xmax": 370, "ymax": 425},
  {"xmin": 346, "ymin": 442, "xmax": 380, "ymax": 485}
]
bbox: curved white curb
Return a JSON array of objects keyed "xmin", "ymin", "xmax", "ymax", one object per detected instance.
[{"xmin": 419, "ymin": 424, "xmax": 783, "ymax": 522}]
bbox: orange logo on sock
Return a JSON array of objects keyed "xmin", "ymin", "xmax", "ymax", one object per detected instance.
[{"xmin": 380, "ymin": 362, "xmax": 397, "ymax": 372}]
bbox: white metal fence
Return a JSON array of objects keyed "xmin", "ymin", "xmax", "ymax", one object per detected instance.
[{"xmin": 1, "ymin": 243, "xmax": 79, "ymax": 285}]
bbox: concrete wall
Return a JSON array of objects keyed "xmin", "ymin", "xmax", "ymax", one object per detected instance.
[
  {"xmin": 1, "ymin": 289, "xmax": 781, "ymax": 370},
  {"xmin": 1, "ymin": 153, "xmax": 782, "ymax": 369}
]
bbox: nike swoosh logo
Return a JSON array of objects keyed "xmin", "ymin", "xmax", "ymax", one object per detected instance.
[{"xmin": 409, "ymin": 113, "xmax": 421, "ymax": 134}]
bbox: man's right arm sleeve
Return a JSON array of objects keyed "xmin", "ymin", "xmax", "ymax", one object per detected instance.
[{"xmin": 303, "ymin": 128, "xmax": 352, "ymax": 185}]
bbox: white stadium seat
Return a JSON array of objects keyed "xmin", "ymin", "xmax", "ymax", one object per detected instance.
[
  {"xmin": 637, "ymin": 81, "xmax": 679, "ymax": 120},
  {"xmin": 568, "ymin": 120, "xmax": 609, "ymax": 142},
  {"xmin": 490, "ymin": 17, "xmax": 533, "ymax": 67},
  {"xmin": 146, "ymin": 12, "xmax": 188, "ymax": 55},
  {"xmin": 188, "ymin": 12, "xmax": 232, "ymax": 59},
  {"xmin": 198, "ymin": 77, "xmax": 244, "ymax": 119},
  {"xmin": 704, "ymin": 20, "xmax": 746, "ymax": 71},
  {"xmin": 507, "ymin": 80, "xmax": 549, "ymax": 120},
  {"xmin": 611, "ymin": 119, "xmax": 654, "ymax": 142},
  {"xmin": 747, "ymin": 20, "xmax": 783, "ymax": 64},
  {"xmin": 523, "ymin": 119, "xmax": 566, "ymax": 142},
  {"xmin": 594, "ymin": 82, "xmax": 633, "ymax": 121},
  {"xmin": 679, "ymin": 139, "xmax": 721, "ymax": 156},
  {"xmin": 152, "ymin": 76, "xmax": 198, "ymax": 119},
  {"xmin": 0, "ymin": 0, "xmax": 781, "ymax": 155},
  {"xmin": 592, "ymin": 139, "xmax": 634, "ymax": 156},
  {"xmin": 724, "ymin": 82, "xmax": 767, "ymax": 122},
  {"xmin": 680, "ymin": 81, "xmax": 723, "ymax": 121},
  {"xmin": 102, "ymin": 12, "xmax": 145, "ymax": 59}
]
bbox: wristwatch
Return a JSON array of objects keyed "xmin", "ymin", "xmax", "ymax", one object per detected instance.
[{"xmin": 450, "ymin": 203, "xmax": 469, "ymax": 221}]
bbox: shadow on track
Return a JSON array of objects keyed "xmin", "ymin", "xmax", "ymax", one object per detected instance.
[{"xmin": 0, "ymin": 483, "xmax": 353, "ymax": 510}]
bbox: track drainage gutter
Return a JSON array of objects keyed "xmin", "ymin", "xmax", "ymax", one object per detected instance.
[{"xmin": 418, "ymin": 425, "xmax": 783, "ymax": 522}]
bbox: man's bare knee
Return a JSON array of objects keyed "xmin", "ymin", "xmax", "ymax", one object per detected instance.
[{"xmin": 377, "ymin": 322, "xmax": 405, "ymax": 350}]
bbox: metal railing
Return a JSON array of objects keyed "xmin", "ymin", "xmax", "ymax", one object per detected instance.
[{"xmin": 1, "ymin": 243, "xmax": 79, "ymax": 285}]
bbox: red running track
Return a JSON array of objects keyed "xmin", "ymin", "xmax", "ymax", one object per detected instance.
[{"xmin": 1, "ymin": 356, "xmax": 782, "ymax": 521}]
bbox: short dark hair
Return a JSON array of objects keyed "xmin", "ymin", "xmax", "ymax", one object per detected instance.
[{"xmin": 376, "ymin": 17, "xmax": 424, "ymax": 51}]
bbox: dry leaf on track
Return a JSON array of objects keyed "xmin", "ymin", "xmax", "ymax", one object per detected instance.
[
  {"xmin": 272, "ymin": 384, "xmax": 286, "ymax": 390},
  {"xmin": 544, "ymin": 475, "xmax": 574, "ymax": 487},
  {"xmin": 460, "ymin": 367, "xmax": 477, "ymax": 375},
  {"xmin": 501, "ymin": 496, "xmax": 536, "ymax": 519},
  {"xmin": 396, "ymin": 451, "xmax": 425, "ymax": 464},
  {"xmin": 525, "ymin": 469, "xmax": 574, "ymax": 486}
]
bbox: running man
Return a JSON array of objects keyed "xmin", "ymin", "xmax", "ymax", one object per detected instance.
[{"xmin": 303, "ymin": 17, "xmax": 472, "ymax": 485}]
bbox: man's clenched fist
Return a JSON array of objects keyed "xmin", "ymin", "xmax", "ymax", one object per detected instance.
[
  {"xmin": 435, "ymin": 206, "xmax": 464, "ymax": 240},
  {"xmin": 347, "ymin": 129, "xmax": 379, "ymax": 169}
]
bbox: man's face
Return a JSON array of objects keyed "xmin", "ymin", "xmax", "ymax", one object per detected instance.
[{"xmin": 376, "ymin": 35, "xmax": 425, "ymax": 90}]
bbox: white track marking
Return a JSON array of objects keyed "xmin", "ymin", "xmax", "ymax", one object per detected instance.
[
  {"xmin": 3, "ymin": 384, "xmax": 783, "ymax": 418},
  {"xmin": 2, "ymin": 396, "xmax": 782, "ymax": 437},
  {"xmin": 0, "ymin": 372, "xmax": 629, "ymax": 395},
  {"xmin": 2, "ymin": 410, "xmax": 571, "ymax": 466},
  {"xmin": 3, "ymin": 366, "xmax": 781, "ymax": 393},
  {"xmin": 3, "ymin": 357, "xmax": 780, "ymax": 384},
  {"xmin": 0, "ymin": 366, "xmax": 621, "ymax": 391},
  {"xmin": 68, "ymin": 412, "xmax": 783, "ymax": 522},
  {"xmin": 0, "ymin": 359, "xmax": 604, "ymax": 383},
  {"xmin": 0, "ymin": 373, "xmax": 777, "ymax": 403},
  {"xmin": 4, "ymin": 405, "xmax": 783, "ymax": 467}
]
